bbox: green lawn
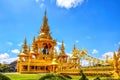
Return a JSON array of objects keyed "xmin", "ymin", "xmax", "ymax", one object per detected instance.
[
  {"xmin": 4, "ymin": 73, "xmax": 42, "ymax": 80},
  {"xmin": 3, "ymin": 73, "xmax": 113, "ymax": 80}
]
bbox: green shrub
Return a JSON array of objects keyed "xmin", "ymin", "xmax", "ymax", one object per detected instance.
[
  {"xmin": 62, "ymin": 74, "xmax": 72, "ymax": 79},
  {"xmin": 79, "ymin": 70, "xmax": 88, "ymax": 80},
  {"xmin": 0, "ymin": 73, "xmax": 11, "ymax": 80},
  {"xmin": 94, "ymin": 77, "xmax": 100, "ymax": 80},
  {"xmin": 39, "ymin": 73, "xmax": 72, "ymax": 80}
]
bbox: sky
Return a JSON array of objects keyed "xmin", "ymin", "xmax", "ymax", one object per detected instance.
[{"xmin": 0, "ymin": 0, "xmax": 120, "ymax": 64}]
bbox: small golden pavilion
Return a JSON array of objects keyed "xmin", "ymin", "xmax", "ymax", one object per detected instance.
[{"xmin": 17, "ymin": 10, "xmax": 81, "ymax": 73}]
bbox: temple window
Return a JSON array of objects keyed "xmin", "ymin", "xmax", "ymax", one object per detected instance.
[
  {"xmin": 30, "ymin": 66, "xmax": 34, "ymax": 70},
  {"xmin": 43, "ymin": 57, "xmax": 45, "ymax": 60},
  {"xmin": 23, "ymin": 65, "xmax": 27, "ymax": 70}
]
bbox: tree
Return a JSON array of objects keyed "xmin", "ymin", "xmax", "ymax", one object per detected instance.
[{"xmin": 0, "ymin": 64, "xmax": 15, "ymax": 72}]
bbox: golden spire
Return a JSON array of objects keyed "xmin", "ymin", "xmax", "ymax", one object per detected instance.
[
  {"xmin": 31, "ymin": 36, "xmax": 35, "ymax": 52},
  {"xmin": 22, "ymin": 38, "xmax": 27, "ymax": 49},
  {"xmin": 61, "ymin": 41, "xmax": 65, "ymax": 51},
  {"xmin": 72, "ymin": 44, "xmax": 79, "ymax": 58},
  {"xmin": 114, "ymin": 52, "xmax": 117, "ymax": 59},
  {"xmin": 59, "ymin": 41, "xmax": 67, "ymax": 56},
  {"xmin": 40, "ymin": 10, "xmax": 49, "ymax": 33},
  {"xmin": 73, "ymin": 44, "xmax": 77, "ymax": 50},
  {"xmin": 32, "ymin": 36, "xmax": 35, "ymax": 46},
  {"xmin": 22, "ymin": 38, "xmax": 28, "ymax": 53},
  {"xmin": 33, "ymin": 36, "xmax": 35, "ymax": 42},
  {"xmin": 39, "ymin": 10, "xmax": 52, "ymax": 39}
]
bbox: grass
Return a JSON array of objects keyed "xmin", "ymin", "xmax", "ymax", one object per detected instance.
[
  {"xmin": 3, "ymin": 73, "xmax": 114, "ymax": 80},
  {"xmin": 4, "ymin": 73, "xmax": 42, "ymax": 80}
]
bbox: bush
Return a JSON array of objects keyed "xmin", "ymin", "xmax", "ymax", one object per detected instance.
[
  {"xmin": 79, "ymin": 70, "xmax": 88, "ymax": 80},
  {"xmin": 39, "ymin": 73, "xmax": 72, "ymax": 80},
  {"xmin": 94, "ymin": 77, "xmax": 100, "ymax": 80},
  {"xmin": 62, "ymin": 74, "xmax": 72, "ymax": 79},
  {"xmin": 0, "ymin": 73, "xmax": 11, "ymax": 80}
]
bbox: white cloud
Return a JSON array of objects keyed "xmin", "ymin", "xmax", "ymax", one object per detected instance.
[
  {"xmin": 56, "ymin": 0, "xmax": 84, "ymax": 9},
  {"xmin": 35, "ymin": 0, "xmax": 39, "ymax": 3},
  {"xmin": 57, "ymin": 42, "xmax": 62, "ymax": 46},
  {"xmin": 75, "ymin": 40, "xmax": 79, "ymax": 43},
  {"xmin": 0, "ymin": 57, "xmax": 17, "ymax": 64},
  {"xmin": 0, "ymin": 53, "xmax": 17, "ymax": 64},
  {"xmin": 57, "ymin": 41, "xmax": 66, "ymax": 46},
  {"xmin": 102, "ymin": 52, "xmax": 114, "ymax": 59},
  {"xmin": 81, "ymin": 59, "xmax": 89, "ymax": 66},
  {"xmin": 11, "ymin": 49, "xmax": 20, "ymax": 54},
  {"xmin": 54, "ymin": 46, "xmax": 60, "ymax": 53},
  {"xmin": 40, "ymin": 3, "xmax": 45, "ymax": 8},
  {"xmin": 92, "ymin": 49, "xmax": 98, "ymax": 54},
  {"xmin": 6, "ymin": 42, "xmax": 13, "ymax": 46},
  {"xmin": 0, "ymin": 53, "xmax": 9, "ymax": 59},
  {"xmin": 67, "ymin": 52, "xmax": 72, "ymax": 57},
  {"xmin": 35, "ymin": 0, "xmax": 45, "ymax": 3}
]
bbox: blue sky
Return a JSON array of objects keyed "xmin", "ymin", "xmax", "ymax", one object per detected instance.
[{"xmin": 0, "ymin": 0, "xmax": 120, "ymax": 64}]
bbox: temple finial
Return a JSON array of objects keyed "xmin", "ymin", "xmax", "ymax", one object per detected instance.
[
  {"xmin": 40, "ymin": 9, "xmax": 49, "ymax": 33},
  {"xmin": 43, "ymin": 9, "xmax": 47, "ymax": 26},
  {"xmin": 38, "ymin": 10, "xmax": 52, "ymax": 39},
  {"xmin": 22, "ymin": 38, "xmax": 28, "ymax": 53},
  {"xmin": 59, "ymin": 41, "xmax": 67, "ymax": 56},
  {"xmin": 61, "ymin": 41, "xmax": 65, "ymax": 50},
  {"xmin": 44, "ymin": 9, "xmax": 46, "ymax": 16},
  {"xmin": 23, "ymin": 38, "xmax": 27, "ymax": 48},
  {"xmin": 24, "ymin": 38, "xmax": 27, "ymax": 44},
  {"xmin": 71, "ymin": 44, "xmax": 79, "ymax": 58},
  {"xmin": 33, "ymin": 36, "xmax": 35, "ymax": 42},
  {"xmin": 32, "ymin": 36, "xmax": 35, "ymax": 49},
  {"xmin": 73, "ymin": 44, "xmax": 76, "ymax": 50}
]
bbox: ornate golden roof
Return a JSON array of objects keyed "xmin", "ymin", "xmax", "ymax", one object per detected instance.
[
  {"xmin": 22, "ymin": 38, "xmax": 28, "ymax": 54},
  {"xmin": 18, "ymin": 52, "xmax": 27, "ymax": 56},
  {"xmin": 22, "ymin": 38, "xmax": 27, "ymax": 49},
  {"xmin": 30, "ymin": 50, "xmax": 35, "ymax": 54},
  {"xmin": 38, "ymin": 10, "xmax": 52, "ymax": 40},
  {"xmin": 71, "ymin": 44, "xmax": 80, "ymax": 58},
  {"xmin": 17, "ymin": 58, "xmax": 20, "ymax": 61},
  {"xmin": 59, "ymin": 41, "xmax": 68, "ymax": 57}
]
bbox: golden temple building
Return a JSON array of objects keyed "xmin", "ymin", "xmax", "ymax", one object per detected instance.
[
  {"xmin": 17, "ymin": 10, "xmax": 120, "ymax": 78},
  {"xmin": 17, "ymin": 10, "xmax": 81, "ymax": 74}
]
